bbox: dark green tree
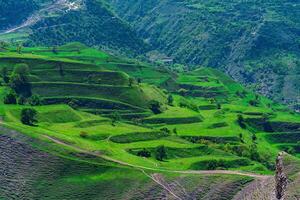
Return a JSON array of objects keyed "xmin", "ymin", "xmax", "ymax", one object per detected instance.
[
  {"xmin": 252, "ymin": 133, "xmax": 257, "ymax": 143},
  {"xmin": 167, "ymin": 94, "xmax": 174, "ymax": 105},
  {"xmin": 21, "ymin": 108, "xmax": 37, "ymax": 126},
  {"xmin": 137, "ymin": 148, "xmax": 151, "ymax": 158},
  {"xmin": 10, "ymin": 64, "xmax": 31, "ymax": 97},
  {"xmin": 111, "ymin": 111, "xmax": 121, "ymax": 126},
  {"xmin": 155, "ymin": 145, "xmax": 167, "ymax": 161},
  {"xmin": 29, "ymin": 95, "xmax": 41, "ymax": 106},
  {"xmin": 17, "ymin": 96, "xmax": 26, "ymax": 105},
  {"xmin": 149, "ymin": 100, "xmax": 162, "ymax": 114},
  {"xmin": 249, "ymin": 144, "xmax": 260, "ymax": 161},
  {"xmin": 1, "ymin": 67, "xmax": 10, "ymax": 84},
  {"xmin": 16, "ymin": 44, "xmax": 23, "ymax": 54},
  {"xmin": 237, "ymin": 114, "xmax": 246, "ymax": 129},
  {"xmin": 239, "ymin": 133, "xmax": 244, "ymax": 143},
  {"xmin": 58, "ymin": 63, "xmax": 64, "ymax": 77},
  {"xmin": 129, "ymin": 77, "xmax": 135, "ymax": 87},
  {"xmin": 68, "ymin": 99, "xmax": 79, "ymax": 109},
  {"xmin": 137, "ymin": 78, "xmax": 142, "ymax": 85},
  {"xmin": 3, "ymin": 91, "xmax": 17, "ymax": 104},
  {"xmin": 173, "ymin": 128, "xmax": 177, "ymax": 135}
]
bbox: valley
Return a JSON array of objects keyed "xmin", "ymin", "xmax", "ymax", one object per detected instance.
[{"xmin": 0, "ymin": 0, "xmax": 300, "ymax": 199}]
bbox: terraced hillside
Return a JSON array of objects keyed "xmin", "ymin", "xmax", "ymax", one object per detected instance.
[
  {"xmin": 107, "ymin": 0, "xmax": 300, "ymax": 110},
  {"xmin": 0, "ymin": 43, "xmax": 299, "ymax": 199}
]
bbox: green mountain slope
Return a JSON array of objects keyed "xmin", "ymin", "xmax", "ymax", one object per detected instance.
[
  {"xmin": 0, "ymin": 43, "xmax": 299, "ymax": 198},
  {"xmin": 0, "ymin": 0, "xmax": 147, "ymax": 55},
  {"xmin": 106, "ymin": 0, "xmax": 300, "ymax": 110},
  {"xmin": 0, "ymin": 0, "xmax": 37, "ymax": 31}
]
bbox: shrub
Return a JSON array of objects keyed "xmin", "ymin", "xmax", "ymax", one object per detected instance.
[
  {"xmin": 137, "ymin": 78, "xmax": 142, "ymax": 84},
  {"xmin": 252, "ymin": 133, "xmax": 257, "ymax": 143},
  {"xmin": 21, "ymin": 108, "xmax": 37, "ymax": 126},
  {"xmin": 178, "ymin": 88, "xmax": 188, "ymax": 96},
  {"xmin": 155, "ymin": 145, "xmax": 167, "ymax": 161},
  {"xmin": 149, "ymin": 100, "xmax": 162, "ymax": 114},
  {"xmin": 173, "ymin": 128, "xmax": 177, "ymax": 135},
  {"xmin": 128, "ymin": 77, "xmax": 135, "ymax": 87},
  {"xmin": 179, "ymin": 99, "xmax": 199, "ymax": 112},
  {"xmin": 249, "ymin": 99, "xmax": 259, "ymax": 106},
  {"xmin": 111, "ymin": 111, "xmax": 121, "ymax": 125},
  {"xmin": 10, "ymin": 64, "xmax": 31, "ymax": 97},
  {"xmin": 160, "ymin": 127, "xmax": 171, "ymax": 134},
  {"xmin": 239, "ymin": 133, "xmax": 244, "ymax": 143},
  {"xmin": 237, "ymin": 114, "xmax": 246, "ymax": 129},
  {"xmin": 80, "ymin": 131, "xmax": 89, "ymax": 138},
  {"xmin": 207, "ymin": 160, "xmax": 219, "ymax": 170},
  {"xmin": 29, "ymin": 95, "xmax": 41, "ymax": 106},
  {"xmin": 1, "ymin": 67, "xmax": 10, "ymax": 84},
  {"xmin": 68, "ymin": 99, "xmax": 79, "ymax": 109},
  {"xmin": 17, "ymin": 96, "xmax": 26, "ymax": 105},
  {"xmin": 137, "ymin": 148, "xmax": 151, "ymax": 158},
  {"xmin": 4, "ymin": 91, "xmax": 17, "ymax": 104},
  {"xmin": 167, "ymin": 94, "xmax": 174, "ymax": 105}
]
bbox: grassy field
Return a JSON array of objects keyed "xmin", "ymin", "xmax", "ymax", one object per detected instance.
[{"xmin": 0, "ymin": 43, "xmax": 299, "ymax": 198}]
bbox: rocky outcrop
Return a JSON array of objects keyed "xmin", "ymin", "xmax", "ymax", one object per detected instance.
[{"xmin": 275, "ymin": 152, "xmax": 288, "ymax": 200}]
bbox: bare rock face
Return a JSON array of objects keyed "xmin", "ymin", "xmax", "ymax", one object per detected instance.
[{"xmin": 275, "ymin": 152, "xmax": 288, "ymax": 200}]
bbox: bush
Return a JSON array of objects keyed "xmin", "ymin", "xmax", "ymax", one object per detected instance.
[
  {"xmin": 249, "ymin": 99, "xmax": 259, "ymax": 106},
  {"xmin": 128, "ymin": 77, "xmax": 135, "ymax": 87},
  {"xmin": 111, "ymin": 111, "xmax": 121, "ymax": 125},
  {"xmin": 179, "ymin": 99, "xmax": 199, "ymax": 112},
  {"xmin": 21, "ymin": 108, "xmax": 37, "ymax": 126},
  {"xmin": 17, "ymin": 96, "xmax": 26, "ymax": 105},
  {"xmin": 137, "ymin": 148, "xmax": 151, "ymax": 158},
  {"xmin": 149, "ymin": 100, "xmax": 162, "ymax": 114},
  {"xmin": 237, "ymin": 114, "xmax": 246, "ymax": 129},
  {"xmin": 10, "ymin": 64, "xmax": 31, "ymax": 97},
  {"xmin": 167, "ymin": 94, "xmax": 174, "ymax": 105},
  {"xmin": 29, "ymin": 95, "xmax": 41, "ymax": 106},
  {"xmin": 68, "ymin": 99, "xmax": 79, "ymax": 109},
  {"xmin": 178, "ymin": 88, "xmax": 188, "ymax": 96},
  {"xmin": 80, "ymin": 131, "xmax": 89, "ymax": 138},
  {"xmin": 4, "ymin": 91, "xmax": 17, "ymax": 104},
  {"xmin": 1, "ymin": 67, "xmax": 10, "ymax": 84},
  {"xmin": 155, "ymin": 145, "xmax": 167, "ymax": 161}
]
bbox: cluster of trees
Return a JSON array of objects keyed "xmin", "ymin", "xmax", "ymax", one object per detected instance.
[
  {"xmin": 1, "ymin": 64, "xmax": 40, "ymax": 125},
  {"xmin": 2, "ymin": 64, "xmax": 42, "ymax": 105},
  {"xmin": 136, "ymin": 145, "xmax": 167, "ymax": 161}
]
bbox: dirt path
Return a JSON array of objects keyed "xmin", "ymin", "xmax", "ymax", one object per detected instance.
[
  {"xmin": 43, "ymin": 135, "xmax": 271, "ymax": 179},
  {"xmin": 1, "ymin": 0, "xmax": 82, "ymax": 34}
]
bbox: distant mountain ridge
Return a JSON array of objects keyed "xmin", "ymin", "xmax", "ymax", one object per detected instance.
[
  {"xmin": 0, "ymin": 0, "xmax": 148, "ymax": 55},
  {"xmin": 106, "ymin": 0, "xmax": 300, "ymax": 110},
  {"xmin": 0, "ymin": 0, "xmax": 38, "ymax": 31}
]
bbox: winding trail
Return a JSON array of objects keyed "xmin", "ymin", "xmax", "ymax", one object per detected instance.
[
  {"xmin": 43, "ymin": 134, "xmax": 273, "ymax": 199},
  {"xmin": 1, "ymin": 0, "xmax": 82, "ymax": 35},
  {"xmin": 43, "ymin": 135, "xmax": 271, "ymax": 179}
]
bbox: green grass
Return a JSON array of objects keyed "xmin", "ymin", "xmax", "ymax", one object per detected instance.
[
  {"xmin": 110, "ymin": 131, "xmax": 168, "ymax": 143},
  {"xmin": 0, "ymin": 43, "xmax": 299, "ymax": 175}
]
